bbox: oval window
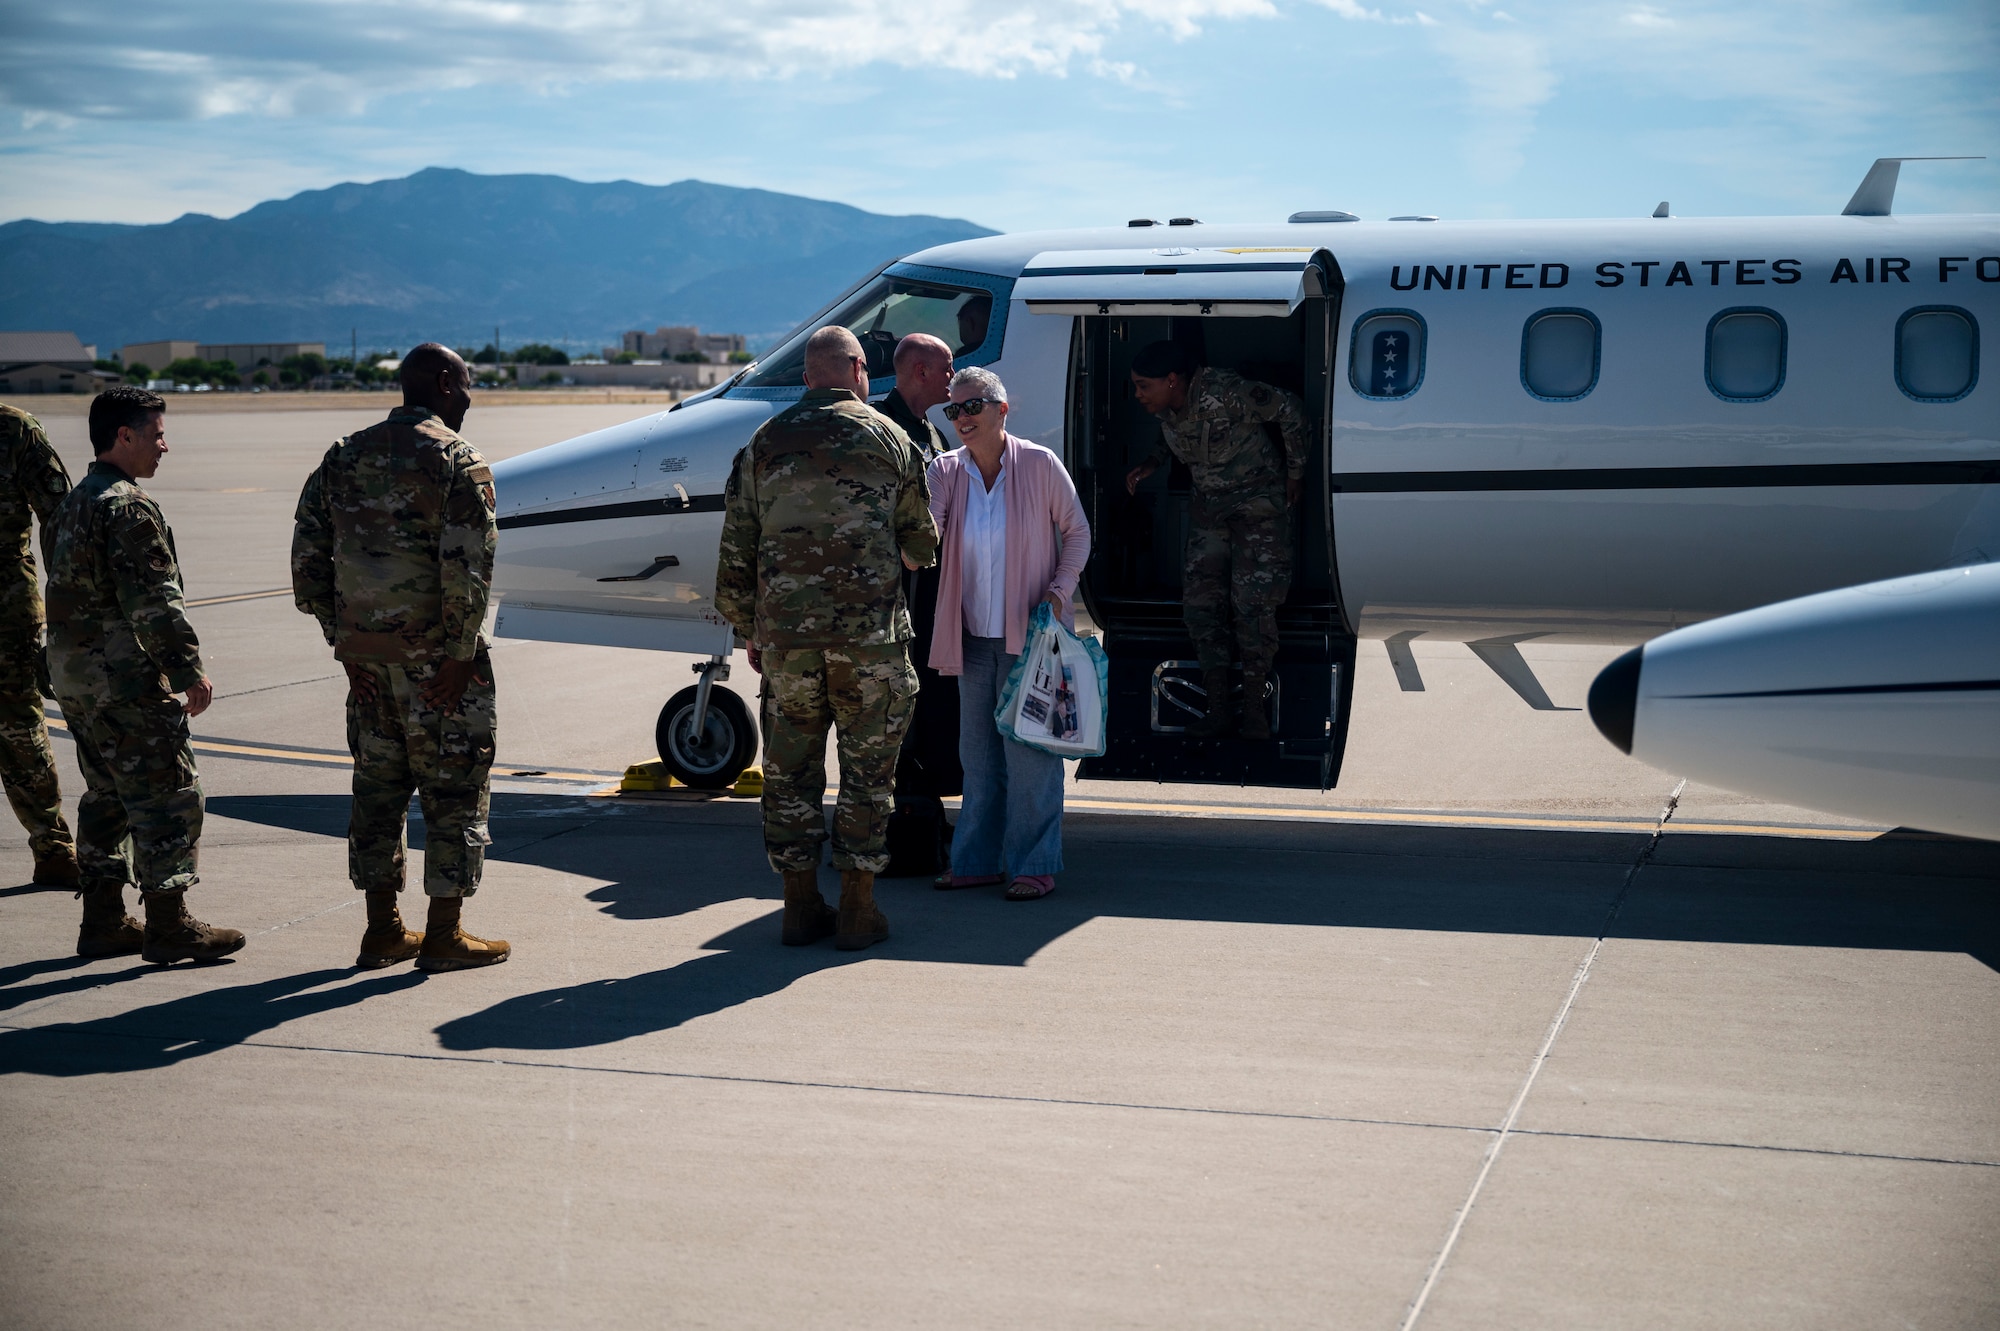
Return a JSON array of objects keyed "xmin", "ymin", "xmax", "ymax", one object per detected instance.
[
  {"xmin": 1897, "ymin": 308, "xmax": 1977, "ymax": 402},
  {"xmin": 1706, "ymin": 310, "xmax": 1786, "ymax": 401},
  {"xmin": 1522, "ymin": 311, "xmax": 1599, "ymax": 400},
  {"xmin": 1350, "ymin": 312, "xmax": 1425, "ymax": 399}
]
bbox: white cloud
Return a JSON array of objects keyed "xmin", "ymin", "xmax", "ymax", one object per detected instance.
[
  {"xmin": 0, "ymin": 0, "xmax": 1285, "ymax": 120},
  {"xmin": 1428, "ymin": 22, "xmax": 1556, "ymax": 181}
]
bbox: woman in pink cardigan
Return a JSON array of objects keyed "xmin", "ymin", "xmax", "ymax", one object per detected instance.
[{"xmin": 927, "ymin": 367, "xmax": 1091, "ymax": 900}]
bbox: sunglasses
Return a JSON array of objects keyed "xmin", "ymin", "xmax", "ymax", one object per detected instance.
[{"xmin": 942, "ymin": 397, "xmax": 1000, "ymax": 421}]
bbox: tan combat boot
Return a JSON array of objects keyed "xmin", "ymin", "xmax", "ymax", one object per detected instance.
[
  {"xmin": 1238, "ymin": 671, "xmax": 1271, "ymax": 741},
  {"xmin": 34, "ymin": 847, "xmax": 80, "ymax": 889},
  {"xmin": 417, "ymin": 896, "xmax": 511, "ymax": 972},
  {"xmin": 780, "ymin": 868, "xmax": 837, "ymax": 947},
  {"xmin": 1186, "ymin": 667, "xmax": 1234, "ymax": 740},
  {"xmin": 834, "ymin": 869, "xmax": 889, "ymax": 951},
  {"xmin": 75, "ymin": 883, "xmax": 143, "ymax": 958},
  {"xmin": 141, "ymin": 889, "xmax": 246, "ymax": 963},
  {"xmin": 356, "ymin": 889, "xmax": 423, "ymax": 969}
]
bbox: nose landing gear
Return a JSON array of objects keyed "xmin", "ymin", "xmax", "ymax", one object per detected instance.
[{"xmin": 656, "ymin": 657, "xmax": 758, "ymax": 790}]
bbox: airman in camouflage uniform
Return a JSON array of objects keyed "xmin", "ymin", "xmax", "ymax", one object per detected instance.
[
  {"xmin": 0, "ymin": 402, "xmax": 78, "ymax": 888},
  {"xmin": 714, "ymin": 326, "xmax": 938, "ymax": 950},
  {"xmin": 292, "ymin": 343, "xmax": 508, "ymax": 972},
  {"xmin": 1126, "ymin": 342, "xmax": 1308, "ymax": 741},
  {"xmin": 49, "ymin": 388, "xmax": 242, "ymax": 962}
]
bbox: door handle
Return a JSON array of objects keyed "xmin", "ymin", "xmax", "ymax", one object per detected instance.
[{"xmin": 598, "ymin": 555, "xmax": 680, "ymax": 583}]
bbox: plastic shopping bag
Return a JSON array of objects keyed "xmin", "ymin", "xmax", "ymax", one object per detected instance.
[{"xmin": 994, "ymin": 602, "xmax": 1110, "ymax": 758}]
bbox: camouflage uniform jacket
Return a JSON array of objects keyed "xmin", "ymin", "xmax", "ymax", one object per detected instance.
[
  {"xmin": 714, "ymin": 387, "xmax": 938, "ymax": 649},
  {"xmin": 291, "ymin": 405, "xmax": 497, "ymax": 665},
  {"xmin": 1146, "ymin": 367, "xmax": 1309, "ymax": 498},
  {"xmin": 0, "ymin": 403, "xmax": 73, "ymax": 637},
  {"xmin": 44, "ymin": 459, "xmax": 204, "ymax": 703}
]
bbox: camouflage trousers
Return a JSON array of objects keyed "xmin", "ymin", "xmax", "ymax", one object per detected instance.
[
  {"xmin": 59, "ymin": 693, "xmax": 200, "ymax": 894},
  {"xmin": 1183, "ymin": 490, "xmax": 1292, "ymax": 675},
  {"xmin": 0, "ymin": 632, "xmax": 71, "ymax": 858},
  {"xmin": 759, "ymin": 642, "xmax": 916, "ymax": 874},
  {"xmin": 346, "ymin": 650, "xmax": 496, "ymax": 898}
]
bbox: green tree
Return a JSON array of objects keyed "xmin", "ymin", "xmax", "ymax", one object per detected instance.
[
  {"xmin": 728, "ymin": 350, "xmax": 754, "ymax": 364},
  {"xmin": 281, "ymin": 352, "xmax": 327, "ymax": 382},
  {"xmin": 125, "ymin": 362, "xmax": 153, "ymax": 382},
  {"xmin": 472, "ymin": 344, "xmax": 500, "ymax": 364},
  {"xmin": 513, "ymin": 343, "xmax": 569, "ymax": 366},
  {"xmin": 673, "ymin": 351, "xmax": 706, "ymax": 364},
  {"xmin": 611, "ymin": 350, "xmax": 639, "ymax": 364}
]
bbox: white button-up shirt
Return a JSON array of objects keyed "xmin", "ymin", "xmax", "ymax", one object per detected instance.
[{"xmin": 959, "ymin": 460, "xmax": 1008, "ymax": 639}]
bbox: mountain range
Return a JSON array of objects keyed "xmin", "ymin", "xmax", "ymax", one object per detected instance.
[{"xmin": 0, "ymin": 168, "xmax": 996, "ymax": 355}]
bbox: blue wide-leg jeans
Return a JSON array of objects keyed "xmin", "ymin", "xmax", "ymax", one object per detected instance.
[{"xmin": 951, "ymin": 634, "xmax": 1065, "ymax": 878}]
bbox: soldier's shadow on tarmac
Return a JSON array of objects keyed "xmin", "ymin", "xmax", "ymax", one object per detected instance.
[
  {"xmin": 4, "ymin": 791, "xmax": 1994, "ymax": 1073},
  {"xmin": 429, "ymin": 804, "xmax": 2000, "ymax": 1055}
]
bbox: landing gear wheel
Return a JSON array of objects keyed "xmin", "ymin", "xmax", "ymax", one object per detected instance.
[{"xmin": 656, "ymin": 685, "xmax": 758, "ymax": 790}]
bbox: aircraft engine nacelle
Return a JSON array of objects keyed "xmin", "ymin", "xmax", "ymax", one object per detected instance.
[{"xmin": 1587, "ymin": 562, "xmax": 2000, "ymax": 841}]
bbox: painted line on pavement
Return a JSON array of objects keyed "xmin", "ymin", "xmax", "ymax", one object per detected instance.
[
  {"xmin": 1057, "ymin": 796, "xmax": 1879, "ymax": 841},
  {"xmin": 185, "ymin": 587, "xmax": 294, "ymax": 608},
  {"xmin": 38, "ymin": 712, "xmax": 1879, "ymax": 841},
  {"xmin": 3, "ymin": 1020, "xmax": 1992, "ymax": 1171},
  {"xmin": 41, "ymin": 713, "xmax": 618, "ymax": 785}
]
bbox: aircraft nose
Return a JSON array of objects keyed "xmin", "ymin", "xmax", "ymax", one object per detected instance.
[{"xmin": 1588, "ymin": 646, "xmax": 1644, "ymax": 754}]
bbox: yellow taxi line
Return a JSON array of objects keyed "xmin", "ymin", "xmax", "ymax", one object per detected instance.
[
  {"xmin": 185, "ymin": 588, "xmax": 293, "ymax": 608},
  {"xmin": 39, "ymin": 714, "xmax": 1880, "ymax": 841},
  {"xmin": 43, "ymin": 715, "xmax": 611, "ymax": 782},
  {"xmin": 1055, "ymin": 796, "xmax": 1879, "ymax": 840}
]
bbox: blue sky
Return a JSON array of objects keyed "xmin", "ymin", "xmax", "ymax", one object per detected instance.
[{"xmin": 2, "ymin": 0, "xmax": 1996, "ymax": 231}]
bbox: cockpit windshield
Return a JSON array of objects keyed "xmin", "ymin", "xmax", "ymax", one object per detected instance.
[{"xmin": 737, "ymin": 274, "xmax": 995, "ymax": 389}]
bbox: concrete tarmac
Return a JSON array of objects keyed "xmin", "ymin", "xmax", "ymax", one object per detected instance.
[{"xmin": 1, "ymin": 400, "xmax": 1995, "ymax": 1329}]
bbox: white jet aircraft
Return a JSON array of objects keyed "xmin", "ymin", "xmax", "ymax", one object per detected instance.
[{"xmin": 488, "ymin": 158, "xmax": 1997, "ymax": 835}]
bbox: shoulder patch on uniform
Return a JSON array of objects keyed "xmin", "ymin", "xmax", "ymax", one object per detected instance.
[{"xmin": 464, "ymin": 464, "xmax": 493, "ymax": 484}]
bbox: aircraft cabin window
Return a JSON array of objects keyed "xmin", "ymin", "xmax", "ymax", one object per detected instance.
[
  {"xmin": 1349, "ymin": 312, "xmax": 1425, "ymax": 400},
  {"xmin": 1521, "ymin": 310, "xmax": 1600, "ymax": 401},
  {"xmin": 1706, "ymin": 309, "xmax": 1787, "ymax": 402},
  {"xmin": 1896, "ymin": 307, "xmax": 1978, "ymax": 402},
  {"xmin": 739, "ymin": 275, "xmax": 996, "ymax": 388}
]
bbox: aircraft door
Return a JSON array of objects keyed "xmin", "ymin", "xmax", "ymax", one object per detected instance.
[{"xmin": 1021, "ymin": 248, "xmax": 1357, "ymax": 789}]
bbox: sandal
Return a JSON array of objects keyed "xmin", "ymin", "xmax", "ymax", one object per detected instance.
[
  {"xmin": 935, "ymin": 873, "xmax": 1004, "ymax": 891},
  {"xmin": 1004, "ymin": 875, "xmax": 1056, "ymax": 901}
]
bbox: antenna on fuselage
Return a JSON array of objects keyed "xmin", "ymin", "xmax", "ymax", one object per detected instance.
[
  {"xmin": 1652, "ymin": 201, "xmax": 1670, "ymax": 218},
  {"xmin": 1841, "ymin": 156, "xmax": 1984, "ymax": 216}
]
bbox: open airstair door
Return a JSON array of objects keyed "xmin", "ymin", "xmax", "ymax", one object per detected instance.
[{"xmin": 1024, "ymin": 247, "xmax": 1357, "ymax": 790}]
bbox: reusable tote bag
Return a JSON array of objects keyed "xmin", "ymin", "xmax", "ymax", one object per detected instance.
[{"xmin": 994, "ymin": 602, "xmax": 1110, "ymax": 758}]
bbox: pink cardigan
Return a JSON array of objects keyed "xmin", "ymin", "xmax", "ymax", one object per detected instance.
[{"xmin": 926, "ymin": 433, "xmax": 1091, "ymax": 675}]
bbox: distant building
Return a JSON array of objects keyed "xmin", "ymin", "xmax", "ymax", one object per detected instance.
[
  {"xmin": 121, "ymin": 340, "xmax": 327, "ymax": 377},
  {"xmin": 120, "ymin": 340, "xmax": 198, "ymax": 371},
  {"xmin": 197, "ymin": 341, "xmax": 325, "ymax": 368},
  {"xmin": 0, "ymin": 331, "xmax": 115, "ymax": 395},
  {"xmin": 609, "ymin": 326, "xmax": 746, "ymax": 364}
]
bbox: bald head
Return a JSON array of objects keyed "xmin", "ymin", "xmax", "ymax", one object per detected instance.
[
  {"xmin": 400, "ymin": 342, "xmax": 473, "ymax": 431},
  {"xmin": 892, "ymin": 333, "xmax": 954, "ymax": 415},
  {"xmin": 802, "ymin": 326, "xmax": 867, "ymax": 395}
]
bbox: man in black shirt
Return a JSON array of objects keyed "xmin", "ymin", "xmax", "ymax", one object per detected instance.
[{"xmin": 876, "ymin": 333, "xmax": 960, "ymax": 876}]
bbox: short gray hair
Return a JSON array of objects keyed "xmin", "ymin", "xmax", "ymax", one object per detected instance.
[{"xmin": 949, "ymin": 365, "xmax": 1007, "ymax": 403}]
